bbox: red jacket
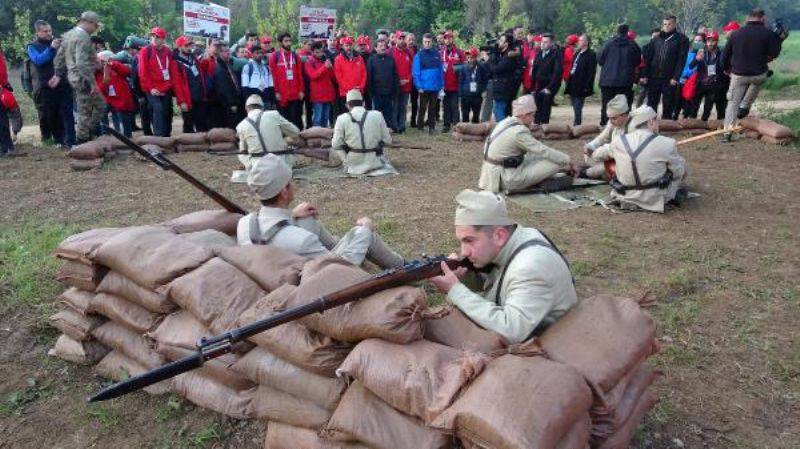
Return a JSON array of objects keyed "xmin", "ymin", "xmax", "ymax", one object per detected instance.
[
  {"xmin": 334, "ymin": 52, "xmax": 367, "ymax": 97},
  {"xmin": 269, "ymin": 48, "xmax": 305, "ymax": 106},
  {"xmin": 137, "ymin": 45, "xmax": 184, "ymax": 99},
  {"xmin": 95, "ymin": 61, "xmax": 136, "ymax": 112},
  {"xmin": 522, "ymin": 50, "xmax": 538, "ymax": 92},
  {"xmin": 440, "ymin": 45, "xmax": 464, "ymax": 92},
  {"xmin": 389, "ymin": 46, "xmax": 414, "ymax": 93},
  {"xmin": 562, "ymin": 46, "xmax": 575, "ymax": 82},
  {"xmin": 0, "ymin": 49, "xmax": 8, "ymax": 87},
  {"xmin": 304, "ymin": 56, "xmax": 336, "ymax": 103}
]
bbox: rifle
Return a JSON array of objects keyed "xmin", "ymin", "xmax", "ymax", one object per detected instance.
[
  {"xmin": 88, "ymin": 255, "xmax": 469, "ymax": 402},
  {"xmin": 107, "ymin": 127, "xmax": 246, "ymax": 214}
]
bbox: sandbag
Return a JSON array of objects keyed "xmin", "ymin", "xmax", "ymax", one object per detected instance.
[
  {"xmin": 216, "ymin": 245, "xmax": 305, "ymax": 292},
  {"xmin": 300, "ymin": 126, "xmax": 335, "ymax": 140},
  {"xmin": 339, "ymin": 339, "xmax": 488, "ymax": 423},
  {"xmin": 541, "ymin": 132, "xmax": 572, "ymax": 141},
  {"xmin": 209, "ymin": 141, "xmax": 238, "ymax": 152},
  {"xmin": 706, "ymin": 119, "xmax": 723, "ymax": 130},
  {"xmin": 49, "ymin": 308, "xmax": 105, "ymax": 341},
  {"xmin": 677, "ymin": 118, "xmax": 707, "ymax": 130},
  {"xmin": 760, "ymin": 134, "xmax": 793, "ymax": 145},
  {"xmin": 163, "ymin": 209, "xmax": 243, "ymax": 236},
  {"xmin": 207, "ymin": 127, "xmax": 238, "ymax": 143},
  {"xmin": 592, "ymin": 364, "xmax": 660, "ymax": 441},
  {"xmin": 757, "ymin": 118, "xmax": 794, "ymax": 139},
  {"xmin": 176, "ymin": 143, "xmax": 210, "ymax": 152},
  {"xmin": 48, "ymin": 334, "xmax": 109, "ymax": 365},
  {"xmin": 92, "ymin": 226, "xmax": 214, "ymax": 291},
  {"xmin": 324, "ymin": 381, "xmax": 451, "ymax": 449},
  {"xmin": 134, "ymin": 135, "xmax": 175, "ymax": 149},
  {"xmin": 305, "ymin": 137, "xmax": 323, "ymax": 147},
  {"xmin": 69, "ymin": 158, "xmax": 104, "ymax": 170},
  {"xmin": 541, "ymin": 123, "xmax": 571, "ymax": 135},
  {"xmin": 431, "ymin": 355, "xmax": 593, "ymax": 449},
  {"xmin": 286, "ymin": 263, "xmax": 426, "ymax": 343},
  {"xmin": 538, "ymin": 295, "xmax": 657, "ymax": 392},
  {"xmin": 285, "ymin": 135, "xmax": 306, "ymax": 147},
  {"xmin": 454, "ymin": 122, "xmax": 493, "ymax": 136},
  {"xmin": 173, "ymin": 371, "xmax": 252, "ymax": 419},
  {"xmin": 166, "ymin": 257, "xmax": 265, "ymax": 333},
  {"xmin": 91, "ymin": 320, "xmax": 166, "ymax": 369},
  {"xmin": 158, "ymin": 344, "xmax": 255, "ymax": 391},
  {"xmin": 237, "ymin": 285, "xmax": 352, "ymax": 377},
  {"xmin": 461, "ymin": 415, "xmax": 592, "ymax": 449},
  {"xmin": 59, "ymin": 287, "xmax": 94, "ymax": 315},
  {"xmin": 531, "ymin": 130, "xmax": 546, "ymax": 140},
  {"xmin": 232, "ymin": 347, "xmax": 346, "ymax": 409},
  {"xmin": 94, "ymin": 350, "xmax": 172, "ymax": 394},
  {"xmin": 265, "ymin": 421, "xmax": 370, "ymax": 449},
  {"xmin": 569, "ymin": 124, "xmax": 601, "ymax": 138},
  {"xmin": 69, "ymin": 142, "xmax": 107, "ymax": 160},
  {"xmin": 180, "ymin": 229, "xmax": 236, "ymax": 249},
  {"xmin": 452, "ymin": 132, "xmax": 485, "ymax": 142},
  {"xmin": 174, "ymin": 132, "xmax": 209, "ymax": 145},
  {"xmin": 247, "ymin": 384, "xmax": 332, "ymax": 429},
  {"xmin": 423, "ymin": 305, "xmax": 507, "ymax": 354},
  {"xmin": 55, "ymin": 227, "xmax": 122, "ymax": 265},
  {"xmin": 597, "ymin": 391, "xmax": 658, "ymax": 449},
  {"xmin": 55, "ymin": 260, "xmax": 107, "ymax": 291},
  {"xmin": 148, "ymin": 310, "xmax": 211, "ymax": 350},
  {"xmin": 738, "ymin": 116, "xmax": 765, "ymax": 132},
  {"xmin": 657, "ymin": 120, "xmax": 683, "ymax": 132},
  {"xmin": 140, "ymin": 143, "xmax": 172, "ymax": 155},
  {"xmin": 96, "ymin": 271, "xmax": 176, "ymax": 314},
  {"xmin": 300, "ymin": 254, "xmax": 353, "ymax": 280},
  {"xmin": 89, "ymin": 292, "xmax": 162, "ymax": 333},
  {"xmin": 744, "ymin": 130, "xmax": 761, "ymax": 139},
  {"xmin": 95, "ymin": 134, "xmax": 129, "ymax": 150}
]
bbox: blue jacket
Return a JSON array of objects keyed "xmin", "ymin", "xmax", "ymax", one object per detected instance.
[
  {"xmin": 455, "ymin": 62, "xmax": 489, "ymax": 98},
  {"xmin": 680, "ymin": 51, "xmax": 698, "ymax": 83},
  {"xmin": 412, "ymin": 48, "xmax": 443, "ymax": 92}
]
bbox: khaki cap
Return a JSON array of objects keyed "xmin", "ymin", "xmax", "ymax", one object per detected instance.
[
  {"xmin": 606, "ymin": 94, "xmax": 629, "ymax": 118},
  {"xmin": 245, "ymin": 94, "xmax": 264, "ymax": 108},
  {"xmin": 247, "ymin": 154, "xmax": 292, "ymax": 200},
  {"xmin": 454, "ymin": 189, "xmax": 514, "ymax": 226},
  {"xmin": 628, "ymin": 105, "xmax": 658, "ymax": 129},
  {"xmin": 512, "ymin": 94, "xmax": 536, "ymax": 117},
  {"xmin": 346, "ymin": 89, "xmax": 363, "ymax": 102}
]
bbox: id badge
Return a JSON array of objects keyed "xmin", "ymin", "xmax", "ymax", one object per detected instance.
[
  {"xmin": 162, "ymin": 69, "xmax": 170, "ymax": 81},
  {"xmin": 443, "ymin": 63, "xmax": 448, "ymax": 72},
  {"xmin": 470, "ymin": 81, "xmax": 478, "ymax": 92},
  {"xmin": 190, "ymin": 65, "xmax": 199, "ymax": 76},
  {"xmin": 707, "ymin": 64, "xmax": 717, "ymax": 76},
  {"xmin": 108, "ymin": 85, "xmax": 116, "ymax": 97},
  {"xmin": 286, "ymin": 69, "xmax": 294, "ymax": 81}
]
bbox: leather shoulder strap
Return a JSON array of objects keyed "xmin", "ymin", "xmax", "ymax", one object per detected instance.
[
  {"xmin": 494, "ymin": 233, "xmax": 573, "ymax": 305},
  {"xmin": 348, "ymin": 110, "xmax": 369, "ymax": 150},
  {"xmin": 484, "ymin": 121, "xmax": 522, "ymax": 159},
  {"xmin": 249, "ymin": 213, "xmax": 290, "ymax": 245},
  {"xmin": 620, "ymin": 133, "xmax": 658, "ymax": 187},
  {"xmin": 245, "ymin": 112, "xmax": 269, "ymax": 155}
]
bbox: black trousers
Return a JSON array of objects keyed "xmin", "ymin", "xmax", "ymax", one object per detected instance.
[
  {"xmin": 182, "ymin": 101, "xmax": 213, "ymax": 133},
  {"xmin": 409, "ymin": 88, "xmax": 419, "ymax": 125},
  {"xmin": 137, "ymin": 95, "xmax": 152, "ymax": 135},
  {"xmin": 416, "ymin": 91, "xmax": 438, "ymax": 130},
  {"xmin": 0, "ymin": 105, "xmax": 11, "ymax": 152},
  {"xmin": 534, "ymin": 90, "xmax": 554, "ymax": 124},
  {"xmin": 697, "ymin": 83, "xmax": 727, "ymax": 121},
  {"xmin": 600, "ymin": 86, "xmax": 633, "ymax": 126},
  {"xmin": 646, "ymin": 78, "xmax": 679, "ymax": 119},
  {"xmin": 278, "ymin": 100, "xmax": 304, "ymax": 130},
  {"xmin": 442, "ymin": 91, "xmax": 459, "ymax": 129},
  {"xmin": 460, "ymin": 96, "xmax": 482, "ymax": 123}
]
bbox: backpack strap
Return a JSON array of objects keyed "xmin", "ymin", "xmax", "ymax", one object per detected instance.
[
  {"xmin": 346, "ymin": 110, "xmax": 378, "ymax": 153},
  {"xmin": 249, "ymin": 213, "xmax": 290, "ymax": 245},
  {"xmin": 245, "ymin": 111, "xmax": 270, "ymax": 157},
  {"xmin": 483, "ymin": 121, "xmax": 523, "ymax": 160},
  {"xmin": 494, "ymin": 232, "xmax": 573, "ymax": 306},
  {"xmin": 619, "ymin": 133, "xmax": 659, "ymax": 187}
]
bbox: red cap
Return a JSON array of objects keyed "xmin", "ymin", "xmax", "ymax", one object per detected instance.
[
  {"xmin": 394, "ymin": 30, "xmax": 405, "ymax": 39},
  {"xmin": 175, "ymin": 36, "xmax": 190, "ymax": 48},
  {"xmin": 707, "ymin": 30, "xmax": 719, "ymax": 40},
  {"xmin": 150, "ymin": 27, "xmax": 166, "ymax": 39},
  {"xmin": 627, "ymin": 31, "xmax": 637, "ymax": 40},
  {"xmin": 340, "ymin": 36, "xmax": 354, "ymax": 45},
  {"xmin": 566, "ymin": 34, "xmax": 579, "ymax": 45},
  {"xmin": 356, "ymin": 36, "xmax": 369, "ymax": 45},
  {"xmin": 723, "ymin": 21, "xmax": 740, "ymax": 32},
  {"xmin": 260, "ymin": 36, "xmax": 272, "ymax": 44},
  {"xmin": 443, "ymin": 31, "xmax": 453, "ymax": 38},
  {"xmin": 467, "ymin": 47, "xmax": 479, "ymax": 57},
  {"xmin": 533, "ymin": 35, "xmax": 543, "ymax": 42}
]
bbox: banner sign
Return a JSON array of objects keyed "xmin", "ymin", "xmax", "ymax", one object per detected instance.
[
  {"xmin": 299, "ymin": 6, "xmax": 337, "ymax": 40},
  {"xmin": 183, "ymin": 1, "xmax": 231, "ymax": 42}
]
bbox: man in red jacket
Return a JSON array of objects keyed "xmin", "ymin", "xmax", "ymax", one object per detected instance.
[
  {"xmin": 138, "ymin": 27, "xmax": 187, "ymax": 136},
  {"xmin": 96, "ymin": 51, "xmax": 136, "ymax": 136},
  {"xmin": 389, "ymin": 31, "xmax": 413, "ymax": 133},
  {"xmin": 563, "ymin": 34, "xmax": 578, "ymax": 82},
  {"xmin": 304, "ymin": 41, "xmax": 335, "ymax": 127},
  {"xmin": 269, "ymin": 32, "xmax": 305, "ymax": 129},
  {"xmin": 334, "ymin": 37, "xmax": 367, "ymax": 102},
  {"xmin": 440, "ymin": 31, "xmax": 464, "ymax": 133}
]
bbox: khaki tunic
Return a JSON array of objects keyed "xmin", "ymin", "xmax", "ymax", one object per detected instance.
[
  {"xmin": 332, "ymin": 107, "xmax": 394, "ymax": 175},
  {"xmin": 478, "ymin": 117, "xmax": 571, "ymax": 193},
  {"xmin": 584, "ymin": 121, "xmax": 629, "ymax": 179},
  {"xmin": 591, "ymin": 128, "xmax": 687, "ymax": 212},
  {"xmin": 236, "ymin": 109, "xmax": 300, "ymax": 169},
  {"xmin": 447, "ymin": 227, "xmax": 578, "ymax": 344}
]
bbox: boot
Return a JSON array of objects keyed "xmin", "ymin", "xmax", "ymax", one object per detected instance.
[
  {"xmin": 365, "ymin": 233, "xmax": 406, "ymax": 269},
  {"xmin": 737, "ymin": 107, "xmax": 750, "ymax": 119}
]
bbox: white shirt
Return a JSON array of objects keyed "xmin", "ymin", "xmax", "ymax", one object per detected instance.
[{"xmin": 241, "ymin": 59, "xmax": 273, "ymax": 90}]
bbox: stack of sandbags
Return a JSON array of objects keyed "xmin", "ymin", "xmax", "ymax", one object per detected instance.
[
  {"xmin": 95, "ymin": 134, "xmax": 132, "ymax": 152},
  {"xmin": 175, "ymin": 132, "xmax": 210, "ymax": 152},
  {"xmin": 570, "ymin": 123, "xmax": 602, "ymax": 139},
  {"xmin": 657, "ymin": 119, "xmax": 683, "ymax": 134},
  {"xmin": 452, "ymin": 122, "xmax": 493, "ymax": 142},
  {"xmin": 134, "ymin": 135, "xmax": 176, "ymax": 154},
  {"xmin": 68, "ymin": 139, "xmax": 113, "ymax": 171},
  {"xmin": 740, "ymin": 116, "xmax": 795, "ymax": 145},
  {"xmin": 208, "ymin": 127, "xmax": 238, "ymax": 152},
  {"xmin": 160, "ymin": 209, "xmax": 243, "ymax": 236},
  {"xmin": 422, "ymin": 304, "xmax": 507, "ymax": 355},
  {"xmin": 677, "ymin": 118, "xmax": 708, "ymax": 134},
  {"xmin": 539, "ymin": 123, "xmax": 573, "ymax": 140},
  {"xmin": 706, "ymin": 119, "xmax": 723, "ymax": 130},
  {"xmin": 300, "ymin": 127, "xmax": 334, "ymax": 147}
]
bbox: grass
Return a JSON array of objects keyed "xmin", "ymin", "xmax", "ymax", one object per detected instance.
[
  {"xmin": 157, "ymin": 423, "xmax": 223, "ymax": 449},
  {"xmin": 0, "ymin": 380, "xmax": 54, "ymax": 416},
  {"xmin": 773, "ymin": 108, "xmax": 800, "ymax": 141},
  {"xmin": 154, "ymin": 395, "xmax": 184, "ymax": 423}
]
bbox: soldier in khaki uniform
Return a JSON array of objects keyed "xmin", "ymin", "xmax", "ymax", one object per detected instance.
[
  {"xmin": 237, "ymin": 154, "xmax": 406, "ymax": 268},
  {"xmin": 478, "ymin": 95, "xmax": 574, "ymax": 194},
  {"xmin": 232, "ymin": 95, "xmax": 300, "ymax": 183},
  {"xmin": 54, "ymin": 11, "xmax": 106, "ymax": 143},
  {"xmin": 581, "ymin": 94, "xmax": 631, "ymax": 180},
  {"xmin": 430, "ymin": 190, "xmax": 578, "ymax": 343},
  {"xmin": 589, "ymin": 105, "xmax": 687, "ymax": 212},
  {"xmin": 331, "ymin": 89, "xmax": 397, "ymax": 176}
]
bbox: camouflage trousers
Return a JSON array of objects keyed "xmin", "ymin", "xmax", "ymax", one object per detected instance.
[{"xmin": 75, "ymin": 89, "xmax": 106, "ymax": 142}]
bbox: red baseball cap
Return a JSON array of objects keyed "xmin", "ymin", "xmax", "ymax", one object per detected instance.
[
  {"xmin": 150, "ymin": 27, "xmax": 166, "ymax": 39},
  {"xmin": 356, "ymin": 36, "xmax": 369, "ymax": 45},
  {"xmin": 467, "ymin": 47, "xmax": 479, "ymax": 57},
  {"xmin": 340, "ymin": 36, "xmax": 354, "ymax": 45},
  {"xmin": 566, "ymin": 34, "xmax": 579, "ymax": 45},
  {"xmin": 707, "ymin": 30, "xmax": 719, "ymax": 40},
  {"xmin": 443, "ymin": 31, "xmax": 453, "ymax": 38},
  {"xmin": 260, "ymin": 36, "xmax": 272, "ymax": 44},
  {"xmin": 723, "ymin": 21, "xmax": 740, "ymax": 32},
  {"xmin": 533, "ymin": 35, "xmax": 543, "ymax": 42},
  {"xmin": 627, "ymin": 31, "xmax": 637, "ymax": 40},
  {"xmin": 174, "ymin": 36, "xmax": 190, "ymax": 48},
  {"xmin": 394, "ymin": 30, "xmax": 405, "ymax": 39}
]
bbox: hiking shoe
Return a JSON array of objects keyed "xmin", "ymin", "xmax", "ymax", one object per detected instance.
[
  {"xmin": 720, "ymin": 133, "xmax": 732, "ymax": 143},
  {"xmin": 737, "ymin": 107, "xmax": 750, "ymax": 119}
]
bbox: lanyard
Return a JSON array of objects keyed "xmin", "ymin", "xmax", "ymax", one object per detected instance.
[
  {"xmin": 154, "ymin": 49, "xmax": 168, "ymax": 70},
  {"xmin": 441, "ymin": 47, "xmax": 458, "ymax": 61},
  {"xmin": 280, "ymin": 50, "xmax": 294, "ymax": 70}
]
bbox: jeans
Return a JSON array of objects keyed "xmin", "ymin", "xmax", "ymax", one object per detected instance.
[
  {"xmin": 492, "ymin": 99, "xmax": 509, "ymax": 121},
  {"xmin": 112, "ymin": 110, "xmax": 134, "ymax": 137},
  {"xmin": 442, "ymin": 91, "xmax": 459, "ymax": 129},
  {"xmin": 312, "ymin": 102, "xmax": 332, "ymax": 127},
  {"xmin": 372, "ymin": 94, "xmax": 396, "ymax": 130},
  {"xmin": 460, "ymin": 96, "xmax": 482, "ymax": 123},
  {"xmin": 394, "ymin": 92, "xmax": 409, "ymax": 132},
  {"xmin": 416, "ymin": 91, "xmax": 438, "ymax": 130},
  {"xmin": 570, "ymin": 95, "xmax": 586, "ymax": 126},
  {"xmin": 147, "ymin": 93, "xmax": 173, "ymax": 136},
  {"xmin": 0, "ymin": 105, "xmax": 12, "ymax": 152},
  {"xmin": 600, "ymin": 86, "xmax": 633, "ymax": 125}
]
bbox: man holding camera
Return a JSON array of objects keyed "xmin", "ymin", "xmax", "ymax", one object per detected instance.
[{"xmin": 720, "ymin": 8, "xmax": 783, "ymax": 142}]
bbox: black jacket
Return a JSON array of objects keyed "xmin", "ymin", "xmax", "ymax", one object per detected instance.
[
  {"xmin": 565, "ymin": 49, "xmax": 597, "ymax": 98},
  {"xmin": 456, "ymin": 62, "xmax": 490, "ymax": 98},
  {"xmin": 642, "ymin": 30, "xmax": 690, "ymax": 81},
  {"xmin": 689, "ymin": 47, "xmax": 726, "ymax": 86},
  {"xmin": 212, "ymin": 57, "xmax": 240, "ymax": 106},
  {"xmin": 488, "ymin": 49, "xmax": 523, "ymax": 100},
  {"xmin": 174, "ymin": 50, "xmax": 210, "ymax": 103},
  {"xmin": 532, "ymin": 47, "xmax": 563, "ymax": 93},
  {"xmin": 598, "ymin": 35, "xmax": 641, "ymax": 88},
  {"xmin": 721, "ymin": 21, "xmax": 782, "ymax": 76},
  {"xmin": 367, "ymin": 52, "xmax": 399, "ymax": 96}
]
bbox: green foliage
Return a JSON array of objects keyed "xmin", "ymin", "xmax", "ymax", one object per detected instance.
[
  {"xmin": 582, "ymin": 12, "xmax": 620, "ymax": 46},
  {"xmin": 251, "ymin": 0, "xmax": 300, "ymax": 39},
  {"xmin": 0, "ymin": 380, "xmax": 53, "ymax": 416},
  {"xmin": 773, "ymin": 108, "xmax": 800, "ymax": 144},
  {"xmin": 0, "ymin": 8, "xmax": 31, "ymax": 63}
]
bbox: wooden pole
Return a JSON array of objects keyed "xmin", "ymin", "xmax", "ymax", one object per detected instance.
[{"xmin": 677, "ymin": 126, "xmax": 743, "ymax": 146}]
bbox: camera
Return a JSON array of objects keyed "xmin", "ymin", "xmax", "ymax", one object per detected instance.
[
  {"xmin": 479, "ymin": 32, "xmax": 499, "ymax": 53},
  {"xmin": 772, "ymin": 18, "xmax": 790, "ymax": 41}
]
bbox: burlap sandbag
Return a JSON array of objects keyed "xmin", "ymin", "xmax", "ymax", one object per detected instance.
[
  {"xmin": 134, "ymin": 135, "xmax": 176, "ymax": 149},
  {"xmin": 207, "ymin": 127, "xmax": 238, "ymax": 143},
  {"xmin": 339, "ymin": 338, "xmax": 489, "ymax": 423},
  {"xmin": 744, "ymin": 129, "xmax": 761, "ymax": 139},
  {"xmin": 305, "ymin": 137, "xmax": 323, "ymax": 147},
  {"xmin": 597, "ymin": 390, "xmax": 658, "ymax": 449},
  {"xmin": 454, "ymin": 122, "xmax": 493, "ymax": 136},
  {"xmin": 89, "ymin": 292, "xmax": 162, "ymax": 334},
  {"xmin": 300, "ymin": 126, "xmax": 335, "ymax": 140},
  {"xmin": 541, "ymin": 123, "xmax": 571, "ymax": 135},
  {"xmin": 167, "ymin": 257, "xmax": 265, "ymax": 333},
  {"xmin": 95, "ymin": 134, "xmax": 129, "ymax": 150},
  {"xmin": 209, "ymin": 141, "xmax": 238, "ymax": 151},
  {"xmin": 462, "ymin": 415, "xmax": 592, "ymax": 449},
  {"xmin": 757, "ymin": 119, "xmax": 794, "ymax": 139},
  {"xmin": 175, "ymin": 132, "xmax": 209, "ymax": 145},
  {"xmin": 542, "ymin": 132, "xmax": 572, "ymax": 141},
  {"xmin": 265, "ymin": 421, "xmax": 370, "ymax": 449},
  {"xmin": 158, "ymin": 344, "xmax": 255, "ymax": 390},
  {"xmin": 569, "ymin": 124, "xmax": 601, "ymax": 138},
  {"xmin": 531, "ymin": 129, "xmax": 546, "ymax": 140},
  {"xmin": 92, "ymin": 226, "xmax": 214, "ymax": 291},
  {"xmin": 69, "ymin": 158, "xmax": 104, "ymax": 171},
  {"xmin": 760, "ymin": 134, "xmax": 793, "ymax": 145},
  {"xmin": 173, "ymin": 371, "xmax": 253, "ymax": 419},
  {"xmin": 55, "ymin": 260, "xmax": 107, "ymax": 291},
  {"xmin": 422, "ymin": 305, "xmax": 507, "ymax": 354},
  {"xmin": 48, "ymin": 334, "xmax": 109, "ymax": 365},
  {"xmin": 216, "ymin": 245, "xmax": 305, "ymax": 292},
  {"xmin": 591, "ymin": 364, "xmax": 660, "ymax": 441},
  {"xmin": 431, "ymin": 355, "xmax": 593, "ymax": 449},
  {"xmin": 59, "ymin": 287, "xmax": 94, "ymax": 315},
  {"xmin": 237, "ymin": 285, "xmax": 352, "ymax": 377},
  {"xmin": 50, "ymin": 308, "xmax": 105, "ymax": 341},
  {"xmin": 538, "ymin": 295, "xmax": 657, "ymax": 393},
  {"xmin": 452, "ymin": 132, "xmax": 485, "ymax": 142},
  {"xmin": 96, "ymin": 271, "xmax": 176, "ymax": 314},
  {"xmin": 140, "ymin": 143, "xmax": 172, "ymax": 155},
  {"xmin": 148, "ymin": 310, "xmax": 211, "ymax": 350},
  {"xmin": 706, "ymin": 119, "xmax": 723, "ymax": 130},
  {"xmin": 657, "ymin": 120, "xmax": 683, "ymax": 132},
  {"xmin": 69, "ymin": 142, "xmax": 107, "ymax": 160},
  {"xmin": 163, "ymin": 209, "xmax": 243, "ymax": 236},
  {"xmin": 300, "ymin": 254, "xmax": 353, "ymax": 280},
  {"xmin": 176, "ymin": 143, "xmax": 210, "ymax": 152},
  {"xmin": 94, "ymin": 350, "xmax": 172, "ymax": 394},
  {"xmin": 323, "ymin": 381, "xmax": 452, "ymax": 449},
  {"xmin": 285, "ymin": 263, "xmax": 426, "ymax": 343},
  {"xmin": 232, "ymin": 347, "xmax": 346, "ymax": 410},
  {"xmin": 247, "ymin": 384, "xmax": 333, "ymax": 428},
  {"xmin": 55, "ymin": 228, "xmax": 122, "ymax": 265},
  {"xmin": 285, "ymin": 135, "xmax": 306, "ymax": 147},
  {"xmin": 91, "ymin": 320, "xmax": 166, "ymax": 369},
  {"xmin": 180, "ymin": 229, "xmax": 236, "ymax": 249},
  {"xmin": 677, "ymin": 118, "xmax": 707, "ymax": 130}
]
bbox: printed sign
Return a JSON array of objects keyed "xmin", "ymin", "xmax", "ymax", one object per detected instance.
[
  {"xmin": 299, "ymin": 6, "xmax": 337, "ymax": 40},
  {"xmin": 183, "ymin": 1, "xmax": 231, "ymax": 42}
]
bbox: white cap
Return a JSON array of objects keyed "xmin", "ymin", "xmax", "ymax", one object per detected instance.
[
  {"xmin": 454, "ymin": 189, "xmax": 514, "ymax": 226},
  {"xmin": 512, "ymin": 94, "xmax": 536, "ymax": 117},
  {"xmin": 629, "ymin": 105, "xmax": 658, "ymax": 129},
  {"xmin": 245, "ymin": 94, "xmax": 264, "ymax": 108},
  {"xmin": 247, "ymin": 154, "xmax": 292, "ymax": 200},
  {"xmin": 606, "ymin": 94, "xmax": 629, "ymax": 118},
  {"xmin": 346, "ymin": 89, "xmax": 363, "ymax": 102}
]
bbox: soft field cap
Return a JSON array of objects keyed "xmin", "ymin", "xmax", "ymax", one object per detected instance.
[
  {"xmin": 248, "ymin": 154, "xmax": 292, "ymax": 200},
  {"xmin": 245, "ymin": 94, "xmax": 264, "ymax": 108},
  {"xmin": 346, "ymin": 89, "xmax": 363, "ymax": 102},
  {"xmin": 606, "ymin": 94, "xmax": 629, "ymax": 118},
  {"xmin": 629, "ymin": 105, "xmax": 658, "ymax": 129},
  {"xmin": 512, "ymin": 94, "xmax": 536, "ymax": 117},
  {"xmin": 454, "ymin": 190, "xmax": 514, "ymax": 226}
]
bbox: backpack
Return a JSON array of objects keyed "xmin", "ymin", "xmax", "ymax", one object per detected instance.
[{"xmin": 21, "ymin": 56, "xmax": 34, "ymax": 96}]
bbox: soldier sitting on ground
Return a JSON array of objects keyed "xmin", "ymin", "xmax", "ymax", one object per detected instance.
[
  {"xmin": 580, "ymin": 94, "xmax": 631, "ymax": 180},
  {"xmin": 479, "ymin": 95, "xmax": 576, "ymax": 194},
  {"xmin": 429, "ymin": 189, "xmax": 578, "ymax": 343},
  {"xmin": 237, "ymin": 154, "xmax": 406, "ymax": 268},
  {"xmin": 588, "ymin": 105, "xmax": 688, "ymax": 212},
  {"xmin": 331, "ymin": 89, "xmax": 397, "ymax": 176}
]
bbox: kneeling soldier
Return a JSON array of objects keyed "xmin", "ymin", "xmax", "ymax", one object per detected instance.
[
  {"xmin": 332, "ymin": 89, "xmax": 396, "ymax": 176},
  {"xmin": 236, "ymin": 94, "xmax": 300, "ymax": 174},
  {"xmin": 581, "ymin": 94, "xmax": 631, "ymax": 179}
]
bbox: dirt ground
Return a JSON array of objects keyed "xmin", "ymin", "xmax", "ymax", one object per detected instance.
[{"xmin": 0, "ymin": 120, "xmax": 798, "ymax": 449}]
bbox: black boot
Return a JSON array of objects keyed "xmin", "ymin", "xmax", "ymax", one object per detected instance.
[{"xmin": 737, "ymin": 107, "xmax": 750, "ymax": 119}]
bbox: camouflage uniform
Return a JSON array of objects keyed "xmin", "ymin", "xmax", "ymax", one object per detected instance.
[{"xmin": 55, "ymin": 26, "xmax": 105, "ymax": 142}]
